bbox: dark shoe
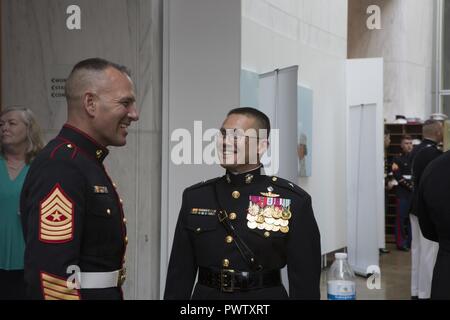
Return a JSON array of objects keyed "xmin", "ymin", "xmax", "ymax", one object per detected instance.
[
  {"xmin": 398, "ymin": 246, "xmax": 410, "ymax": 252},
  {"xmin": 411, "ymin": 296, "xmax": 419, "ymax": 300},
  {"xmin": 379, "ymin": 248, "xmax": 390, "ymax": 254}
]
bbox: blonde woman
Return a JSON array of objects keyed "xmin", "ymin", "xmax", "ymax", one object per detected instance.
[{"xmin": 0, "ymin": 106, "xmax": 43, "ymax": 299}]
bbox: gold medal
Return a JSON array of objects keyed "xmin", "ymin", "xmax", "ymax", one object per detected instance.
[
  {"xmin": 256, "ymin": 215, "xmax": 265, "ymax": 224},
  {"xmin": 282, "ymin": 209, "xmax": 292, "ymax": 220},
  {"xmin": 272, "ymin": 207, "xmax": 282, "ymax": 219},
  {"xmin": 247, "ymin": 214, "xmax": 257, "ymax": 222},
  {"xmin": 280, "ymin": 226, "xmax": 289, "ymax": 234}
]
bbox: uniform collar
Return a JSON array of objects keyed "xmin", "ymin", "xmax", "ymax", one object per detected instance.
[
  {"xmin": 58, "ymin": 124, "xmax": 109, "ymax": 163},
  {"xmin": 422, "ymin": 138, "xmax": 438, "ymax": 146},
  {"xmin": 225, "ymin": 166, "xmax": 264, "ymax": 186}
]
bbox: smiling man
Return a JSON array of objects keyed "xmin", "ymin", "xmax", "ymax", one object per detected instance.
[
  {"xmin": 20, "ymin": 58, "xmax": 139, "ymax": 300},
  {"xmin": 164, "ymin": 107, "xmax": 321, "ymax": 300}
]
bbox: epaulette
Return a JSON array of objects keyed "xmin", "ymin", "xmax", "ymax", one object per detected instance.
[
  {"xmin": 49, "ymin": 141, "xmax": 79, "ymax": 160},
  {"xmin": 185, "ymin": 176, "xmax": 222, "ymax": 192},
  {"xmin": 269, "ymin": 176, "xmax": 309, "ymax": 198}
]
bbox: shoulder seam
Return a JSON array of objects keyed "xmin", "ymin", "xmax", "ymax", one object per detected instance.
[{"xmin": 186, "ymin": 177, "xmax": 222, "ymax": 191}]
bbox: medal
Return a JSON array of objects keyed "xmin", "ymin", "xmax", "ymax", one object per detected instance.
[
  {"xmin": 256, "ymin": 215, "xmax": 265, "ymax": 224},
  {"xmin": 247, "ymin": 221, "xmax": 257, "ymax": 230},
  {"xmin": 280, "ymin": 226, "xmax": 289, "ymax": 234}
]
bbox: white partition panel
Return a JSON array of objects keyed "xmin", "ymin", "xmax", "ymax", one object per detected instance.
[
  {"xmin": 346, "ymin": 58, "xmax": 384, "ymax": 276},
  {"xmin": 347, "ymin": 104, "xmax": 379, "ymax": 275},
  {"xmin": 258, "ymin": 66, "xmax": 298, "ymax": 181}
]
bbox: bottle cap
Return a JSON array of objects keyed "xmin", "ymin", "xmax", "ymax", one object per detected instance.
[{"xmin": 335, "ymin": 252, "xmax": 347, "ymax": 259}]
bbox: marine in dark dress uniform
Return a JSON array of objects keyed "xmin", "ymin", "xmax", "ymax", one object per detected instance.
[
  {"xmin": 409, "ymin": 120, "xmax": 443, "ymax": 299},
  {"xmin": 417, "ymin": 150, "xmax": 450, "ymax": 299},
  {"xmin": 20, "ymin": 58, "xmax": 139, "ymax": 300},
  {"xmin": 164, "ymin": 108, "xmax": 321, "ymax": 300},
  {"xmin": 392, "ymin": 135, "xmax": 413, "ymax": 250}
]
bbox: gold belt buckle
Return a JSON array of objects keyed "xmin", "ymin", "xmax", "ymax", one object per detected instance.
[
  {"xmin": 117, "ymin": 268, "xmax": 127, "ymax": 287},
  {"xmin": 220, "ymin": 269, "xmax": 235, "ymax": 293}
]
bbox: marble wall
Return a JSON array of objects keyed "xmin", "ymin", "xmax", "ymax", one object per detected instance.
[
  {"xmin": 348, "ymin": 0, "xmax": 436, "ymax": 121},
  {"xmin": 242, "ymin": 0, "xmax": 349, "ymax": 254},
  {"xmin": 1, "ymin": 0, "xmax": 163, "ymax": 299}
]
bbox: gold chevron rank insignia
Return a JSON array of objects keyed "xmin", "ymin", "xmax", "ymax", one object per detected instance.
[
  {"xmin": 40, "ymin": 272, "xmax": 80, "ymax": 300},
  {"xmin": 39, "ymin": 184, "xmax": 74, "ymax": 244}
]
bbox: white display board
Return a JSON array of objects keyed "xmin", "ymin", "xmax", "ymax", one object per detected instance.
[
  {"xmin": 346, "ymin": 58, "xmax": 384, "ymax": 275},
  {"xmin": 347, "ymin": 104, "xmax": 379, "ymax": 275},
  {"xmin": 258, "ymin": 66, "xmax": 299, "ymax": 181}
]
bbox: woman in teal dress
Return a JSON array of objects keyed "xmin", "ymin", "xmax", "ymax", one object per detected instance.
[{"xmin": 0, "ymin": 106, "xmax": 43, "ymax": 300}]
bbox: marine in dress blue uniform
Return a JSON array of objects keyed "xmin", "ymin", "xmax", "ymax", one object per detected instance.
[
  {"xmin": 164, "ymin": 108, "xmax": 321, "ymax": 300},
  {"xmin": 20, "ymin": 58, "xmax": 138, "ymax": 300},
  {"xmin": 392, "ymin": 135, "xmax": 413, "ymax": 250}
]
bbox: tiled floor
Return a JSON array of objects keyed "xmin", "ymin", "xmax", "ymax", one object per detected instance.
[{"xmin": 320, "ymin": 244, "xmax": 412, "ymax": 300}]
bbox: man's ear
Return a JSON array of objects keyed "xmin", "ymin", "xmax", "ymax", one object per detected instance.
[
  {"xmin": 258, "ymin": 138, "xmax": 269, "ymax": 156},
  {"xmin": 83, "ymin": 92, "xmax": 96, "ymax": 117}
]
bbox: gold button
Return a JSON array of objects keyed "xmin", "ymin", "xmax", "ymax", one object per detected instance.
[
  {"xmin": 223, "ymin": 259, "xmax": 230, "ymax": 268},
  {"xmin": 96, "ymin": 150, "xmax": 103, "ymax": 158},
  {"xmin": 120, "ymin": 199, "xmax": 124, "ymax": 204},
  {"xmin": 264, "ymin": 231, "xmax": 270, "ymax": 238},
  {"xmin": 196, "ymin": 227, "xmax": 202, "ymax": 233},
  {"xmin": 113, "ymin": 183, "xmax": 118, "ymax": 188},
  {"xmin": 229, "ymin": 212, "xmax": 237, "ymax": 220},
  {"xmin": 124, "ymin": 237, "xmax": 129, "ymax": 245},
  {"xmin": 67, "ymin": 144, "xmax": 73, "ymax": 149},
  {"xmin": 232, "ymin": 191, "xmax": 240, "ymax": 199},
  {"xmin": 272, "ymin": 177, "xmax": 278, "ymax": 182},
  {"xmin": 225, "ymin": 236, "xmax": 234, "ymax": 244},
  {"xmin": 123, "ymin": 218, "xmax": 127, "ymax": 224},
  {"xmin": 106, "ymin": 209, "xmax": 111, "ymax": 215}
]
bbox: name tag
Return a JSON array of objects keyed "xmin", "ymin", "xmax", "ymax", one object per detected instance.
[
  {"xmin": 191, "ymin": 208, "xmax": 217, "ymax": 216},
  {"xmin": 93, "ymin": 186, "xmax": 109, "ymax": 194}
]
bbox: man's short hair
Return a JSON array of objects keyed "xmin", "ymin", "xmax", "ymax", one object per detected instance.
[
  {"xmin": 401, "ymin": 135, "xmax": 413, "ymax": 142},
  {"xmin": 423, "ymin": 119, "xmax": 443, "ymax": 136},
  {"xmin": 227, "ymin": 107, "xmax": 271, "ymax": 137},
  {"xmin": 65, "ymin": 58, "xmax": 131, "ymax": 101},
  {"xmin": 70, "ymin": 58, "xmax": 130, "ymax": 77}
]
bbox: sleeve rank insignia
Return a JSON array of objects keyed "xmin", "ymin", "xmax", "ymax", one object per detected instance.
[
  {"xmin": 39, "ymin": 184, "xmax": 74, "ymax": 244},
  {"xmin": 40, "ymin": 272, "xmax": 80, "ymax": 300}
]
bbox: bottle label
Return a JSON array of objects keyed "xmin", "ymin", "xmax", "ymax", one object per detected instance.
[{"xmin": 327, "ymin": 280, "xmax": 356, "ymax": 300}]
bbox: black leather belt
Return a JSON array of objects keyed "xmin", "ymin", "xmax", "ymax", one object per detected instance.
[{"xmin": 198, "ymin": 267, "xmax": 282, "ymax": 293}]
